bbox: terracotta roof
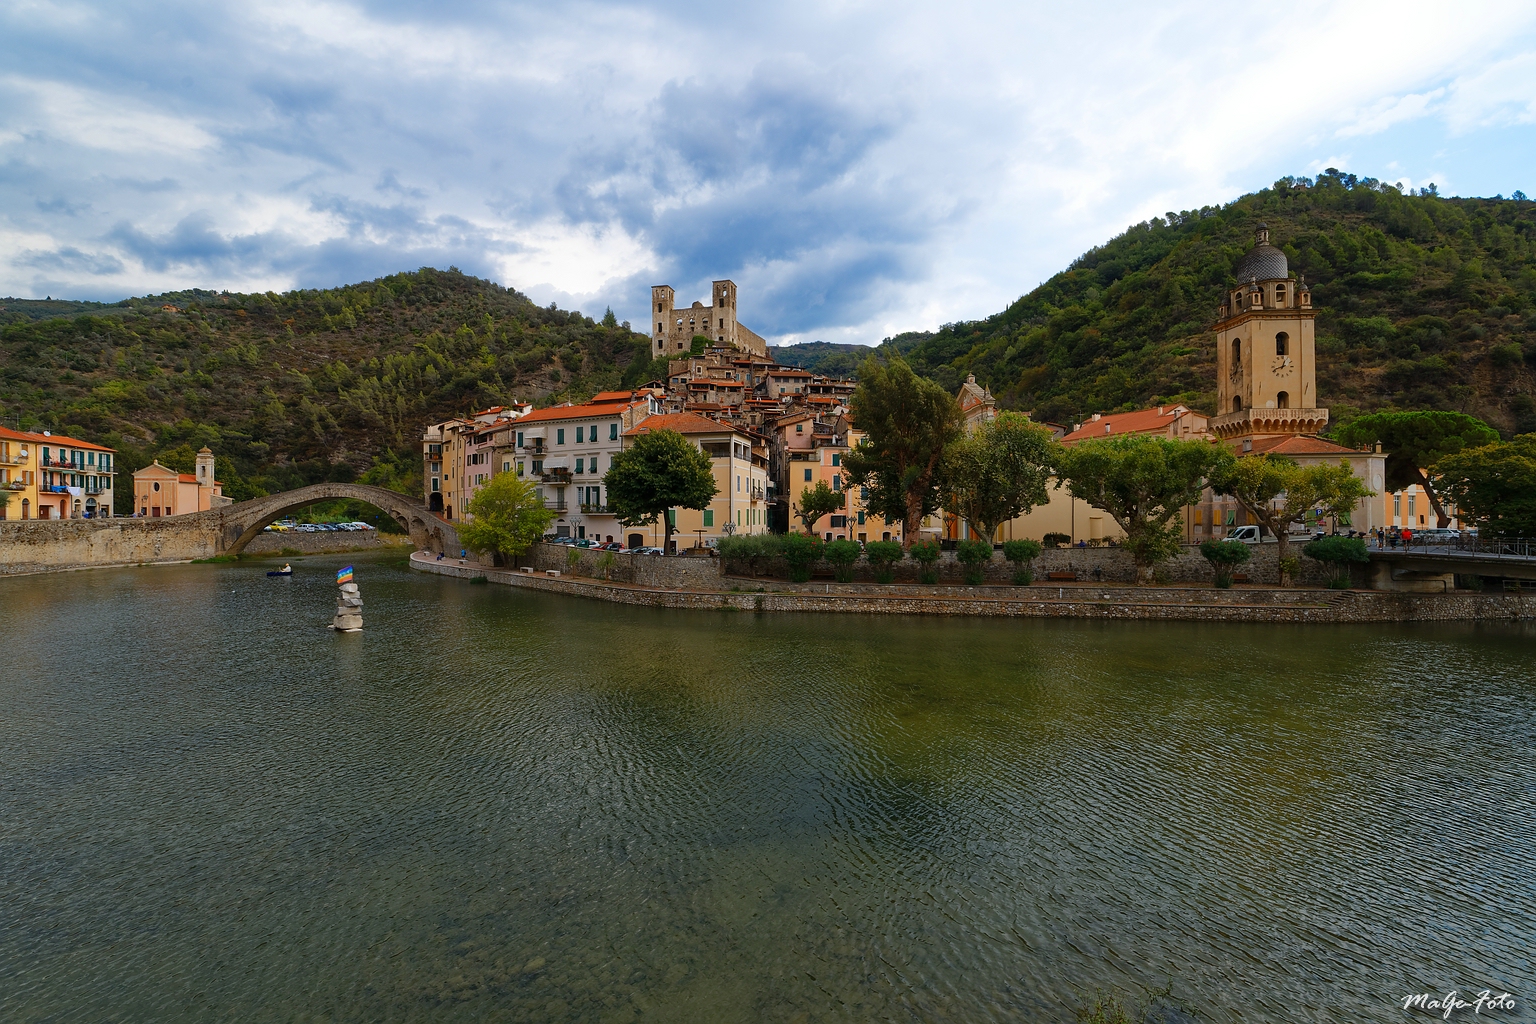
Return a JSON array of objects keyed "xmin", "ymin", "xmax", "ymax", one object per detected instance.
[
  {"xmin": 1060, "ymin": 405, "xmax": 1197, "ymax": 443},
  {"xmin": 767, "ymin": 368, "xmax": 813, "ymax": 377},
  {"xmin": 625, "ymin": 412, "xmax": 739, "ymax": 437},
  {"xmin": 517, "ymin": 399, "xmax": 643, "ymax": 425},
  {"xmin": 0, "ymin": 428, "xmax": 116, "ymax": 452},
  {"xmin": 590, "ymin": 390, "xmax": 647, "ymax": 403},
  {"xmin": 1242, "ymin": 435, "xmax": 1370, "ymax": 457}
]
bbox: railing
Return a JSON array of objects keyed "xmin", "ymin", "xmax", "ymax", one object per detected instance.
[
  {"xmin": 0, "ymin": 452, "xmax": 25, "ymax": 465},
  {"xmin": 1383, "ymin": 536, "xmax": 1536, "ymax": 558},
  {"xmin": 580, "ymin": 504, "xmax": 610, "ymax": 514},
  {"xmin": 543, "ymin": 500, "xmax": 568, "ymax": 511},
  {"xmin": 541, "ymin": 470, "xmax": 572, "ymax": 483}
]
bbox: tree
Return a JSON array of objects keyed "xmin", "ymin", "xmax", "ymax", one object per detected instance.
[
  {"xmin": 795, "ymin": 479, "xmax": 844, "ymax": 533},
  {"xmin": 1210, "ymin": 455, "xmax": 1373, "ymax": 568},
  {"xmin": 1335, "ymin": 411, "xmax": 1499, "ymax": 528},
  {"xmin": 824, "ymin": 539, "xmax": 862, "ymax": 582},
  {"xmin": 718, "ymin": 533, "xmax": 782, "ymax": 576},
  {"xmin": 1054, "ymin": 435, "xmax": 1231, "ymax": 582},
  {"xmin": 908, "ymin": 538, "xmax": 942, "ymax": 583},
  {"xmin": 602, "ymin": 306, "xmax": 618, "ymax": 328},
  {"xmin": 945, "ymin": 412, "xmax": 1055, "ymax": 544},
  {"xmin": 689, "ymin": 335, "xmax": 710, "ymax": 356},
  {"xmin": 842, "ymin": 356, "xmax": 962, "ymax": 549},
  {"xmin": 1302, "ymin": 535, "xmax": 1370, "ymax": 588},
  {"xmin": 1433, "ymin": 434, "xmax": 1536, "ymax": 537},
  {"xmin": 1002, "ymin": 538, "xmax": 1042, "ymax": 585},
  {"xmin": 457, "ymin": 472, "xmax": 556, "ymax": 564},
  {"xmin": 604, "ymin": 429, "xmax": 717, "ymax": 554},
  {"xmin": 1198, "ymin": 538, "xmax": 1252, "ymax": 589},
  {"xmin": 780, "ymin": 533, "xmax": 823, "ymax": 583},
  {"xmin": 955, "ymin": 538, "xmax": 993, "ymax": 584},
  {"xmin": 863, "ymin": 540, "xmax": 904, "ymax": 583}
]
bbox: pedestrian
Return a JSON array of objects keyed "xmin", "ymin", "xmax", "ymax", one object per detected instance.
[{"xmin": 1402, "ymin": 527, "xmax": 1413, "ymax": 548}]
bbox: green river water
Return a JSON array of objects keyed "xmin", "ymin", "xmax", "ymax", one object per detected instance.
[{"xmin": 1, "ymin": 552, "xmax": 1532, "ymax": 1023}]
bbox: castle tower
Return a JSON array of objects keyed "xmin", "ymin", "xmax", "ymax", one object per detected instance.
[
  {"xmin": 651, "ymin": 285, "xmax": 676, "ymax": 355},
  {"xmin": 195, "ymin": 447, "xmax": 215, "ymax": 490},
  {"xmin": 713, "ymin": 280, "xmax": 737, "ymax": 347},
  {"xmin": 1211, "ymin": 225, "xmax": 1328, "ymax": 440}
]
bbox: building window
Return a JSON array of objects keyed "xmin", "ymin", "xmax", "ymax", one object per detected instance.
[
  {"xmin": 1276, "ymin": 285, "xmax": 1286, "ymax": 303},
  {"xmin": 576, "ymin": 427, "xmax": 584, "ymax": 443},
  {"xmin": 609, "ymin": 423, "xmax": 618, "ymax": 440},
  {"xmin": 517, "ymin": 463, "xmax": 524, "ymax": 476},
  {"xmin": 503, "ymin": 462, "xmax": 510, "ymax": 473},
  {"xmin": 557, "ymin": 428, "xmax": 565, "ymax": 445},
  {"xmin": 1408, "ymin": 495, "xmax": 1416, "ymax": 518},
  {"xmin": 533, "ymin": 460, "xmax": 543, "ymax": 473},
  {"xmin": 576, "ymin": 458, "xmax": 585, "ymax": 473},
  {"xmin": 1394, "ymin": 493, "xmax": 1401, "ymax": 518},
  {"xmin": 1275, "ymin": 332, "xmax": 1289, "ymax": 356},
  {"xmin": 832, "ymin": 475, "xmax": 841, "ymax": 491},
  {"xmin": 857, "ymin": 511, "xmax": 865, "ymax": 525},
  {"xmin": 703, "ymin": 510, "xmax": 714, "ymax": 527},
  {"xmin": 804, "ymin": 468, "xmax": 812, "ymax": 482},
  {"xmin": 831, "ymin": 453, "xmax": 840, "ymax": 466},
  {"xmin": 1233, "ymin": 397, "xmax": 1243, "ymax": 412},
  {"xmin": 795, "ymin": 422, "xmax": 802, "ymax": 432},
  {"xmin": 1276, "ymin": 391, "xmax": 1289, "ymax": 409}
]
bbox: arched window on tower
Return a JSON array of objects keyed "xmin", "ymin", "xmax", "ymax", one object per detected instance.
[
  {"xmin": 1231, "ymin": 338, "xmax": 1241, "ymax": 367},
  {"xmin": 1276, "ymin": 332, "xmax": 1289, "ymax": 356},
  {"xmin": 1233, "ymin": 396, "xmax": 1243, "ymax": 412},
  {"xmin": 1276, "ymin": 391, "xmax": 1289, "ymax": 409}
]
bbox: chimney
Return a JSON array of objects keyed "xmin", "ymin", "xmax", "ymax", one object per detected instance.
[
  {"xmin": 1242, "ymin": 439, "xmax": 1253, "ymax": 453},
  {"xmin": 1091, "ymin": 413, "xmax": 1101, "ymax": 422},
  {"xmin": 1157, "ymin": 406, "xmax": 1164, "ymax": 415}
]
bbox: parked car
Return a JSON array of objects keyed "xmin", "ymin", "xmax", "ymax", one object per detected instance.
[
  {"xmin": 635, "ymin": 546, "xmax": 665, "ymax": 556},
  {"xmin": 1413, "ymin": 528, "xmax": 1460, "ymax": 544}
]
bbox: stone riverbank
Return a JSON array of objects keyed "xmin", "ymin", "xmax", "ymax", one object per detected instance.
[{"xmin": 411, "ymin": 551, "xmax": 1535, "ymax": 623}]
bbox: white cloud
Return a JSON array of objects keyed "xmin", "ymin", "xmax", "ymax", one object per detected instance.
[{"xmin": 1, "ymin": 0, "xmax": 1535, "ymax": 337}]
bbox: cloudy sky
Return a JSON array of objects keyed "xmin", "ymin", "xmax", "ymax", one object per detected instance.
[{"xmin": 4, "ymin": 1, "xmax": 1536, "ymax": 344}]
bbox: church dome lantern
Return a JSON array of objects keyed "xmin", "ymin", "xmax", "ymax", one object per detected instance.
[{"xmin": 1233, "ymin": 223, "xmax": 1288, "ymax": 283}]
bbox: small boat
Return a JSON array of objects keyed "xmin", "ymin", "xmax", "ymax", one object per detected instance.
[{"xmin": 267, "ymin": 563, "xmax": 294, "ymax": 577}]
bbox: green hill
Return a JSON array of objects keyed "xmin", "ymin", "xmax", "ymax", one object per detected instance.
[
  {"xmin": 882, "ymin": 171, "xmax": 1536, "ymax": 434},
  {"xmin": 0, "ymin": 268, "xmax": 654, "ymax": 510}
]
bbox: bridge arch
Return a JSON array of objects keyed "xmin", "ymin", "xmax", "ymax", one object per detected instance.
[{"xmin": 216, "ymin": 483, "xmax": 458, "ymax": 556}]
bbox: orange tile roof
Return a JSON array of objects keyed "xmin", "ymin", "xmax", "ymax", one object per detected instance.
[
  {"xmin": 590, "ymin": 390, "xmax": 648, "ymax": 403},
  {"xmin": 625, "ymin": 412, "xmax": 739, "ymax": 436},
  {"xmin": 0, "ymin": 428, "xmax": 115, "ymax": 452},
  {"xmin": 517, "ymin": 399, "xmax": 644, "ymax": 424},
  {"xmin": 1060, "ymin": 405, "xmax": 1194, "ymax": 443},
  {"xmin": 1242, "ymin": 435, "xmax": 1370, "ymax": 457}
]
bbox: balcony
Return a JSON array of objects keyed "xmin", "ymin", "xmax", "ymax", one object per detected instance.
[
  {"xmin": 580, "ymin": 504, "xmax": 610, "ymax": 515},
  {"xmin": 541, "ymin": 469, "xmax": 572, "ymax": 483},
  {"xmin": 1210, "ymin": 406, "xmax": 1331, "ymax": 439},
  {"xmin": 0, "ymin": 452, "xmax": 25, "ymax": 465}
]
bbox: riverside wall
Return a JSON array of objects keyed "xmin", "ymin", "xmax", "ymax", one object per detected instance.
[
  {"xmin": 411, "ymin": 552, "xmax": 1535, "ymax": 623},
  {"xmin": 243, "ymin": 531, "xmax": 413, "ymax": 556}
]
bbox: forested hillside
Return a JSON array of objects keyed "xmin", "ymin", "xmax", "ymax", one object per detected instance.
[
  {"xmin": 0, "ymin": 269, "xmax": 655, "ymax": 510},
  {"xmin": 881, "ymin": 171, "xmax": 1536, "ymax": 433}
]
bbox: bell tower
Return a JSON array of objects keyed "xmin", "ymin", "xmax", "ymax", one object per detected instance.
[{"xmin": 1211, "ymin": 225, "xmax": 1328, "ymax": 440}]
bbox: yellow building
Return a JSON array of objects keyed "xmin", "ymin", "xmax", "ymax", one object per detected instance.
[
  {"xmin": 622, "ymin": 412, "xmax": 771, "ymax": 551},
  {"xmin": 773, "ymin": 414, "xmax": 902, "ymax": 543},
  {"xmin": 0, "ymin": 427, "xmax": 116, "ymax": 519}
]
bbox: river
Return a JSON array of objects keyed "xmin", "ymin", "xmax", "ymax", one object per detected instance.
[{"xmin": 2, "ymin": 552, "xmax": 1532, "ymax": 1023}]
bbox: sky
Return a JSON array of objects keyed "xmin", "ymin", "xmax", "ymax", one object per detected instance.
[{"xmin": 3, "ymin": 1, "xmax": 1536, "ymax": 346}]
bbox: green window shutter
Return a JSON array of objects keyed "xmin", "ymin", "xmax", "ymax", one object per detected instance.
[
  {"xmin": 803, "ymin": 468, "xmax": 811, "ymax": 481},
  {"xmin": 667, "ymin": 509, "xmax": 676, "ymax": 526},
  {"xmin": 831, "ymin": 453, "xmax": 840, "ymax": 466},
  {"xmin": 703, "ymin": 510, "xmax": 714, "ymax": 527}
]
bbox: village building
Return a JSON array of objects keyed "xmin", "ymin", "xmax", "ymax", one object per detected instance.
[
  {"xmin": 0, "ymin": 428, "xmax": 116, "ymax": 520},
  {"xmin": 132, "ymin": 448, "xmax": 226, "ymax": 517},
  {"xmin": 622, "ymin": 412, "xmax": 771, "ymax": 552}
]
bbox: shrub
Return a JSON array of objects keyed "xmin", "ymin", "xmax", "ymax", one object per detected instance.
[
  {"xmin": 1042, "ymin": 531, "xmax": 1071, "ymax": 548},
  {"xmin": 1002, "ymin": 538, "xmax": 1042, "ymax": 585},
  {"xmin": 718, "ymin": 534, "xmax": 780, "ymax": 576},
  {"xmin": 909, "ymin": 538, "xmax": 942, "ymax": 584},
  {"xmin": 864, "ymin": 540, "xmax": 904, "ymax": 583},
  {"xmin": 566, "ymin": 546, "xmax": 583, "ymax": 572},
  {"xmin": 1199, "ymin": 538, "xmax": 1252, "ymax": 588},
  {"xmin": 1278, "ymin": 555, "xmax": 1301, "ymax": 586},
  {"xmin": 596, "ymin": 551, "xmax": 616, "ymax": 580},
  {"xmin": 956, "ymin": 538, "xmax": 993, "ymax": 585},
  {"xmin": 824, "ymin": 539, "xmax": 862, "ymax": 582},
  {"xmin": 1302, "ymin": 535, "xmax": 1369, "ymax": 588},
  {"xmin": 781, "ymin": 533, "xmax": 824, "ymax": 583}
]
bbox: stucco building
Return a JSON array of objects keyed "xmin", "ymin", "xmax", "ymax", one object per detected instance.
[
  {"xmin": 132, "ymin": 448, "xmax": 227, "ymax": 517},
  {"xmin": 0, "ymin": 427, "xmax": 115, "ymax": 520}
]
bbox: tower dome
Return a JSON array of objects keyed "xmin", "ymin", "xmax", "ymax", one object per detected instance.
[{"xmin": 1233, "ymin": 223, "xmax": 1288, "ymax": 282}]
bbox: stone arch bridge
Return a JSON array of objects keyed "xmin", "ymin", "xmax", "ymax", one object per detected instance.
[
  {"xmin": 218, "ymin": 483, "xmax": 457, "ymax": 556},
  {"xmin": 0, "ymin": 483, "xmax": 457, "ymax": 575}
]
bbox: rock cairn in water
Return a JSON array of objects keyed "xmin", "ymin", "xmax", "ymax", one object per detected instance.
[{"xmin": 331, "ymin": 582, "xmax": 363, "ymax": 632}]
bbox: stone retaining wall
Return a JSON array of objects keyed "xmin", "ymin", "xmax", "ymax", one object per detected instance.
[
  {"xmin": 505, "ymin": 542, "xmax": 724, "ymax": 589},
  {"xmin": 243, "ymin": 530, "xmax": 413, "ymax": 555},
  {"xmin": 412, "ymin": 552, "xmax": 1534, "ymax": 623},
  {"xmin": 725, "ymin": 543, "xmax": 1349, "ymax": 587}
]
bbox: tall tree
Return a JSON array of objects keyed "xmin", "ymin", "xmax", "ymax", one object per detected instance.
[
  {"xmin": 1210, "ymin": 455, "xmax": 1373, "ymax": 565},
  {"xmin": 1054, "ymin": 435, "xmax": 1231, "ymax": 582},
  {"xmin": 604, "ymin": 429, "xmax": 717, "ymax": 553},
  {"xmin": 945, "ymin": 412, "xmax": 1056, "ymax": 544},
  {"xmin": 1433, "ymin": 434, "xmax": 1536, "ymax": 538},
  {"xmin": 795, "ymin": 479, "xmax": 843, "ymax": 534},
  {"xmin": 458, "ymin": 472, "xmax": 556, "ymax": 565},
  {"xmin": 1335, "ymin": 411, "xmax": 1499, "ymax": 528},
  {"xmin": 842, "ymin": 356, "xmax": 962, "ymax": 548}
]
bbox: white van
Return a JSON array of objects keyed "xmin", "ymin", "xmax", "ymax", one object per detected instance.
[{"xmin": 1227, "ymin": 525, "xmax": 1274, "ymax": 544}]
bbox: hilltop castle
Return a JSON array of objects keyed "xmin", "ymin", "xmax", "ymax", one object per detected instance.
[{"xmin": 651, "ymin": 279, "xmax": 769, "ymax": 358}]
